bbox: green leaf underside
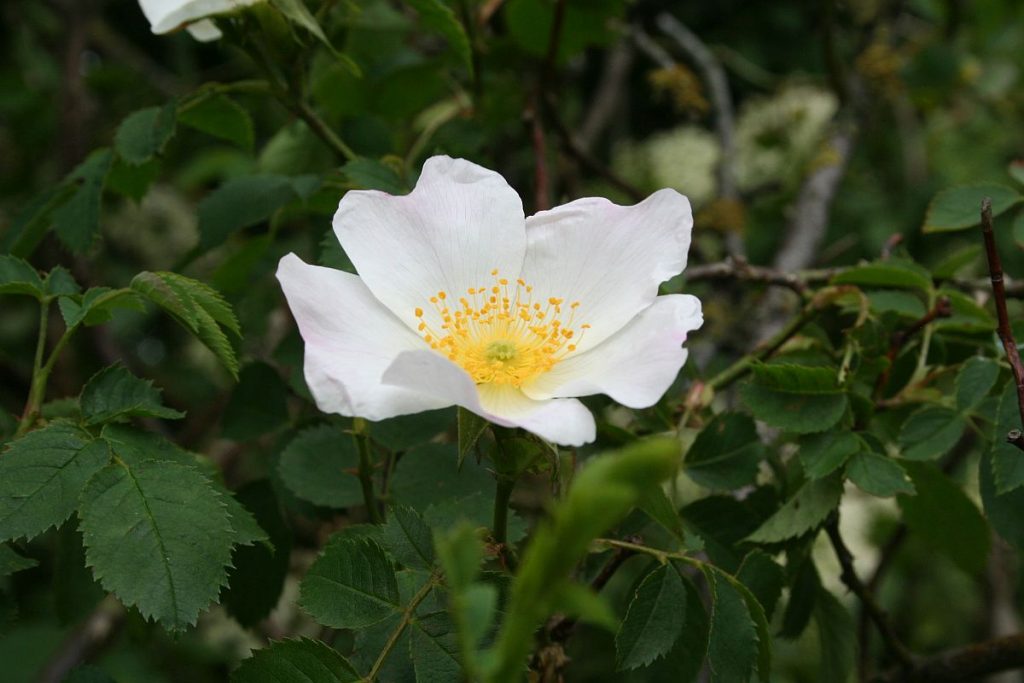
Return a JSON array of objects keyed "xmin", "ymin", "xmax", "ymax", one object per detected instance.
[
  {"xmin": 923, "ymin": 183, "xmax": 1022, "ymax": 233},
  {"xmin": 80, "ymin": 365, "xmax": 184, "ymax": 424},
  {"xmin": 747, "ymin": 474, "xmax": 843, "ymax": 543},
  {"xmin": 278, "ymin": 425, "xmax": 363, "ymax": 508},
  {"xmin": 685, "ymin": 412, "xmax": 763, "ymax": 490},
  {"xmin": 0, "ymin": 424, "xmax": 109, "ymax": 542},
  {"xmin": 78, "ymin": 459, "xmax": 235, "ymax": 629},
  {"xmin": 616, "ymin": 563, "xmax": 688, "ymax": 670},
  {"xmin": 899, "ymin": 406, "xmax": 964, "ymax": 461},
  {"xmin": 299, "ymin": 536, "xmax": 401, "ymax": 629},
  {"xmin": 740, "ymin": 364, "xmax": 848, "ymax": 434},
  {"xmin": 846, "ymin": 451, "xmax": 915, "ymax": 497},
  {"xmin": 231, "ymin": 638, "xmax": 360, "ymax": 683}
]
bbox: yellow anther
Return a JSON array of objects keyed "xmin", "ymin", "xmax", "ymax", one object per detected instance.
[
  {"xmin": 415, "ymin": 307, "xmax": 424, "ymax": 317},
  {"xmin": 438, "ymin": 291, "xmax": 447, "ymax": 300}
]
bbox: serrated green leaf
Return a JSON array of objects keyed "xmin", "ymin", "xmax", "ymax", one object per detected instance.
[
  {"xmin": 846, "ymin": 451, "xmax": 915, "ymax": 497},
  {"xmin": 268, "ymin": 0, "xmax": 360, "ymax": 75},
  {"xmin": 384, "ymin": 505, "xmax": 436, "ymax": 570},
  {"xmin": 114, "ymin": 103, "xmax": 177, "ymax": 166},
  {"xmin": 220, "ymin": 490, "xmax": 270, "ymax": 548},
  {"xmin": 299, "ymin": 536, "xmax": 400, "ymax": 628},
  {"xmin": 637, "ymin": 566, "xmax": 708, "ymax": 682},
  {"xmin": 58, "ymin": 287, "xmax": 144, "ymax": 329},
  {"xmin": 747, "ymin": 474, "xmax": 843, "ymax": 543},
  {"xmin": 684, "ymin": 412, "xmax": 763, "ymax": 490},
  {"xmin": 405, "ymin": 0, "xmax": 473, "ymax": 73},
  {"xmin": 831, "ymin": 259, "xmax": 933, "ymax": 290},
  {"xmin": 992, "ymin": 383, "xmax": 1024, "ymax": 494},
  {"xmin": 232, "ymin": 638, "xmax": 360, "ymax": 683},
  {"xmin": 706, "ymin": 569, "xmax": 759, "ymax": 683},
  {"xmin": 0, "ymin": 254, "xmax": 44, "ymax": 298},
  {"xmin": 899, "ymin": 406, "xmax": 964, "ymax": 461},
  {"xmin": 740, "ymin": 364, "xmax": 848, "ymax": 434},
  {"xmin": 457, "ymin": 406, "xmax": 489, "ymax": 468},
  {"xmin": 178, "ymin": 95, "xmax": 254, "ymax": 150},
  {"xmin": 923, "ymin": 183, "xmax": 1022, "ymax": 232},
  {"xmin": 0, "ymin": 424, "xmax": 109, "ymax": 542},
  {"xmin": 79, "ymin": 459, "xmax": 235, "ymax": 629},
  {"xmin": 80, "ymin": 365, "xmax": 183, "ymax": 425},
  {"xmin": 616, "ymin": 563, "xmax": 688, "ymax": 670},
  {"xmin": 106, "ymin": 156, "xmax": 161, "ymax": 202},
  {"xmin": 43, "ymin": 267, "xmax": 80, "ymax": 297},
  {"xmin": 410, "ymin": 611, "xmax": 461, "ymax": 682},
  {"xmin": 956, "ymin": 357, "xmax": 1000, "ymax": 412},
  {"xmin": 278, "ymin": 425, "xmax": 363, "ymax": 508},
  {"xmin": 980, "ymin": 447, "xmax": 1024, "ymax": 549},
  {"xmin": 223, "ymin": 362, "xmax": 289, "ymax": 440},
  {"xmin": 52, "ymin": 149, "xmax": 113, "ymax": 253},
  {"xmin": 898, "ymin": 461, "xmax": 989, "ymax": 575},
  {"xmin": 131, "ymin": 271, "xmax": 240, "ymax": 378},
  {"xmin": 196, "ymin": 174, "xmax": 300, "ymax": 250},
  {"xmin": 342, "ymin": 158, "xmax": 407, "ymax": 194},
  {"xmin": 799, "ymin": 430, "xmax": 860, "ymax": 479},
  {"xmin": 100, "ymin": 423, "xmax": 204, "ymax": 469},
  {"xmin": 0, "ymin": 543, "xmax": 37, "ymax": 577}
]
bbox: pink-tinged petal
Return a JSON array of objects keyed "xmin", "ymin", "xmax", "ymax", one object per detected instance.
[
  {"xmin": 523, "ymin": 294, "xmax": 703, "ymax": 408},
  {"xmin": 276, "ymin": 253, "xmax": 449, "ymax": 421},
  {"xmin": 138, "ymin": 0, "xmax": 263, "ymax": 34},
  {"xmin": 333, "ymin": 156, "xmax": 526, "ymax": 331},
  {"xmin": 520, "ymin": 189, "xmax": 693, "ymax": 352},
  {"xmin": 382, "ymin": 351, "xmax": 596, "ymax": 446}
]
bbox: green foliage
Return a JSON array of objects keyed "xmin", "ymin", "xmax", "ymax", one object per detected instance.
[
  {"xmin": 831, "ymin": 259, "xmax": 933, "ymax": 290},
  {"xmin": 923, "ymin": 183, "xmax": 1022, "ymax": 232},
  {"xmin": 299, "ymin": 536, "xmax": 400, "ymax": 629},
  {"xmin": 740, "ymin": 364, "xmax": 848, "ymax": 434},
  {"xmin": 0, "ymin": 255, "xmax": 44, "ymax": 298},
  {"xmin": 78, "ymin": 459, "xmax": 236, "ymax": 629},
  {"xmin": 80, "ymin": 365, "xmax": 184, "ymax": 424},
  {"xmin": 684, "ymin": 412, "xmax": 763, "ymax": 490},
  {"xmin": 232, "ymin": 638, "xmax": 360, "ymax": 683},
  {"xmin": 178, "ymin": 95, "xmax": 255, "ymax": 150},
  {"xmin": 404, "ymin": 0, "xmax": 473, "ymax": 73},
  {"xmin": 747, "ymin": 475, "xmax": 843, "ymax": 543},
  {"xmin": 846, "ymin": 450, "xmax": 914, "ymax": 497},
  {"xmin": 52, "ymin": 149, "xmax": 112, "ymax": 253},
  {"xmin": 114, "ymin": 103, "xmax": 177, "ymax": 166},
  {"xmin": 615, "ymin": 563, "xmax": 688, "ymax": 670},
  {"xmin": 278, "ymin": 425, "xmax": 363, "ymax": 507},
  {"xmin": 222, "ymin": 362, "xmax": 289, "ymax": 439},
  {"xmin": 196, "ymin": 174, "xmax": 315, "ymax": 250},
  {"xmin": 0, "ymin": 543, "xmax": 37, "ymax": 577}
]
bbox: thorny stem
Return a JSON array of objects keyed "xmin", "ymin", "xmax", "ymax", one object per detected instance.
[
  {"xmin": 980, "ymin": 197, "xmax": 1024, "ymax": 451},
  {"xmin": 365, "ymin": 573, "xmax": 440, "ymax": 681},
  {"xmin": 872, "ymin": 296, "xmax": 953, "ymax": 399},
  {"xmin": 354, "ymin": 419, "xmax": 382, "ymax": 524}
]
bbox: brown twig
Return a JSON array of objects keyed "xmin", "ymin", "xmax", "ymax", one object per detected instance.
[
  {"xmin": 826, "ymin": 518, "xmax": 915, "ymax": 672},
  {"xmin": 873, "ymin": 634, "xmax": 1024, "ymax": 683},
  {"xmin": 872, "ymin": 296, "xmax": 953, "ymax": 399},
  {"xmin": 685, "ymin": 257, "xmax": 820, "ymax": 295},
  {"xmin": 980, "ymin": 197, "xmax": 1024, "ymax": 451}
]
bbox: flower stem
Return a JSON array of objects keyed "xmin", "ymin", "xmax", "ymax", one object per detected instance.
[
  {"xmin": 16, "ymin": 299, "xmax": 50, "ymax": 438},
  {"xmin": 353, "ymin": 419, "xmax": 382, "ymax": 524},
  {"xmin": 492, "ymin": 475, "xmax": 514, "ymax": 545}
]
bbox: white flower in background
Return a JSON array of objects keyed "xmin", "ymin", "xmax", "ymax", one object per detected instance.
[
  {"xmin": 735, "ymin": 84, "xmax": 838, "ymax": 191},
  {"xmin": 277, "ymin": 156, "xmax": 702, "ymax": 446},
  {"xmin": 137, "ymin": 0, "xmax": 264, "ymax": 42},
  {"xmin": 613, "ymin": 126, "xmax": 720, "ymax": 209}
]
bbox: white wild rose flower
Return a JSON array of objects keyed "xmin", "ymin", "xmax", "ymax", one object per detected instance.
[
  {"xmin": 137, "ymin": 0, "xmax": 265, "ymax": 42},
  {"xmin": 277, "ymin": 156, "xmax": 703, "ymax": 446}
]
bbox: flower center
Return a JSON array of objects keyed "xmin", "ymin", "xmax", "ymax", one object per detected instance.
[{"xmin": 414, "ymin": 269, "xmax": 589, "ymax": 387}]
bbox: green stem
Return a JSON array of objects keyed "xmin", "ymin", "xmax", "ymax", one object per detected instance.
[
  {"xmin": 492, "ymin": 475, "xmax": 514, "ymax": 545},
  {"xmin": 354, "ymin": 419, "xmax": 382, "ymax": 524},
  {"xmin": 16, "ymin": 300, "xmax": 51, "ymax": 438},
  {"xmin": 365, "ymin": 572, "xmax": 440, "ymax": 681}
]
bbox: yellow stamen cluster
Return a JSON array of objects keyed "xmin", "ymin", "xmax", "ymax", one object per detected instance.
[{"xmin": 415, "ymin": 269, "xmax": 589, "ymax": 387}]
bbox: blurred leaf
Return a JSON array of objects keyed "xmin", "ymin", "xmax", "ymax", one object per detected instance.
[
  {"xmin": 434, "ymin": 523, "xmax": 483, "ymax": 592},
  {"xmin": 799, "ymin": 430, "xmax": 859, "ymax": 479},
  {"xmin": 980, "ymin": 447, "xmax": 1024, "ymax": 550},
  {"xmin": 114, "ymin": 103, "xmax": 177, "ymax": 166},
  {"xmin": 846, "ymin": 451, "xmax": 914, "ymax": 497},
  {"xmin": 898, "ymin": 461, "xmax": 989, "ymax": 575},
  {"xmin": 390, "ymin": 443, "xmax": 493, "ymax": 511},
  {"xmin": 991, "ymin": 383, "xmax": 1024, "ymax": 494},
  {"xmin": 278, "ymin": 425, "xmax": 363, "ymax": 508},
  {"xmin": 384, "ymin": 505, "xmax": 436, "ymax": 571},
  {"xmin": 1011, "ymin": 160, "xmax": 1024, "ymax": 186},
  {"xmin": 373, "ymin": 408, "xmax": 455, "ymax": 451},
  {"xmin": 79, "ymin": 459, "xmax": 235, "ymax": 629},
  {"xmin": 616, "ymin": 563, "xmax": 687, "ymax": 670},
  {"xmin": 736, "ymin": 550, "xmax": 785, "ymax": 620},
  {"xmin": 457, "ymin": 407, "xmax": 489, "ymax": 468},
  {"xmin": 831, "ymin": 259, "xmax": 932, "ymax": 290},
  {"xmin": 80, "ymin": 365, "xmax": 184, "ymax": 425},
  {"xmin": 934, "ymin": 288, "xmax": 996, "ymax": 333},
  {"xmin": 52, "ymin": 149, "xmax": 112, "ymax": 253},
  {"xmin": 747, "ymin": 474, "xmax": 843, "ymax": 543},
  {"xmin": 866, "ymin": 290, "xmax": 926, "ymax": 318},
  {"xmin": 1, "ymin": 184, "xmax": 77, "ymax": 257},
  {"xmin": 898, "ymin": 406, "xmax": 964, "ymax": 461},
  {"xmin": 43, "ymin": 267, "xmax": 80, "ymax": 297},
  {"xmin": 223, "ymin": 362, "xmax": 289, "ymax": 440},
  {"xmin": 299, "ymin": 536, "xmax": 400, "ymax": 628},
  {"xmin": 106, "ymin": 156, "xmax": 161, "ymax": 202},
  {"xmin": 684, "ymin": 412, "xmax": 763, "ymax": 490},
  {"xmin": 268, "ymin": 0, "xmax": 361, "ymax": 75},
  {"xmin": 956, "ymin": 357, "xmax": 1000, "ymax": 412},
  {"xmin": 196, "ymin": 174, "xmax": 303, "ymax": 250},
  {"xmin": 505, "ymin": 0, "xmax": 623, "ymax": 61},
  {"xmin": 232, "ymin": 638, "xmax": 360, "ymax": 683},
  {"xmin": 0, "ymin": 543, "xmax": 36, "ymax": 577},
  {"xmin": 637, "ymin": 484, "xmax": 686, "ymax": 542},
  {"xmin": 815, "ymin": 588, "xmax": 855, "ymax": 683},
  {"xmin": 405, "ymin": 0, "xmax": 473, "ymax": 73},
  {"xmin": 780, "ymin": 559, "xmax": 820, "ymax": 638},
  {"xmin": 178, "ymin": 95, "xmax": 254, "ymax": 150},
  {"xmin": 1014, "ymin": 210, "xmax": 1024, "ymax": 250},
  {"xmin": 923, "ymin": 183, "xmax": 1022, "ymax": 232},
  {"xmin": 0, "ymin": 424, "xmax": 109, "ymax": 542},
  {"xmin": 0, "ymin": 254, "xmax": 44, "ymax": 298},
  {"xmin": 740, "ymin": 363, "xmax": 848, "ymax": 434}
]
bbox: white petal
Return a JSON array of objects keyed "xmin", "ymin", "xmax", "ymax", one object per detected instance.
[
  {"xmin": 185, "ymin": 19, "xmax": 222, "ymax": 41},
  {"xmin": 138, "ymin": 0, "xmax": 263, "ymax": 35},
  {"xmin": 333, "ymin": 156, "xmax": 526, "ymax": 331},
  {"xmin": 523, "ymin": 295, "xmax": 703, "ymax": 408},
  {"xmin": 520, "ymin": 189, "xmax": 693, "ymax": 351},
  {"xmin": 382, "ymin": 350, "xmax": 596, "ymax": 446},
  {"xmin": 276, "ymin": 253, "xmax": 449, "ymax": 421}
]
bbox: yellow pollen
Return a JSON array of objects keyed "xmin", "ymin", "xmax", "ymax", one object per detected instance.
[{"xmin": 413, "ymin": 270, "xmax": 588, "ymax": 387}]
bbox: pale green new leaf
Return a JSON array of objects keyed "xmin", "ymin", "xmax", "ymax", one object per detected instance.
[
  {"xmin": 299, "ymin": 536, "xmax": 401, "ymax": 629},
  {"xmin": 231, "ymin": 638, "xmax": 360, "ymax": 683},
  {"xmin": 78, "ymin": 460, "xmax": 235, "ymax": 629},
  {"xmin": 80, "ymin": 365, "xmax": 184, "ymax": 424},
  {"xmin": 616, "ymin": 563, "xmax": 687, "ymax": 670},
  {"xmin": 0, "ymin": 424, "xmax": 109, "ymax": 542}
]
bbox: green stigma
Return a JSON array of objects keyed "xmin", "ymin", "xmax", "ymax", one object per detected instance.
[{"xmin": 486, "ymin": 340, "xmax": 517, "ymax": 362}]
